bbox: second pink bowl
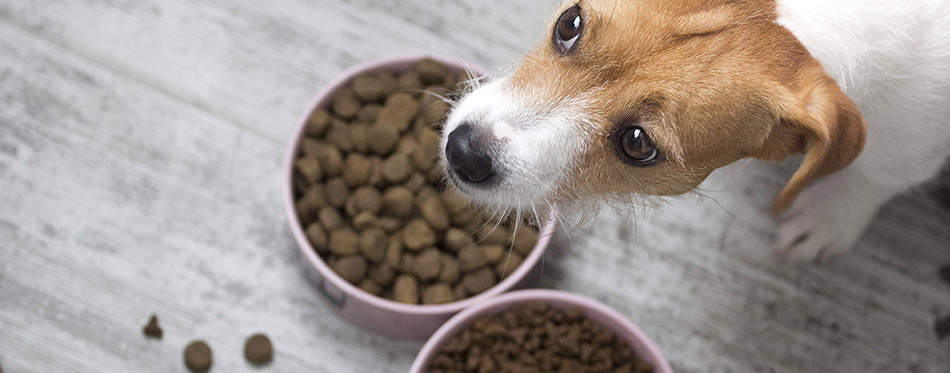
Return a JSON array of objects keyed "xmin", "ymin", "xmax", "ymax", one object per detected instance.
[{"xmin": 410, "ymin": 289, "xmax": 673, "ymax": 372}]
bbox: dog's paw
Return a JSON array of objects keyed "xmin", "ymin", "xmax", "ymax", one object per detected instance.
[
  {"xmin": 773, "ymin": 175, "xmax": 883, "ymax": 262},
  {"xmin": 775, "ymin": 209, "xmax": 861, "ymax": 262}
]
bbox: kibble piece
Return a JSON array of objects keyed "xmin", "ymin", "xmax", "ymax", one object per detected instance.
[
  {"xmin": 445, "ymin": 197, "xmax": 479, "ymax": 227},
  {"xmin": 385, "ymin": 236, "xmax": 403, "ymax": 268},
  {"xmin": 478, "ymin": 226, "xmax": 511, "ymax": 246},
  {"xmin": 367, "ymin": 124, "xmax": 400, "ymax": 155},
  {"xmin": 184, "ymin": 340, "xmax": 213, "ymax": 372},
  {"xmin": 411, "ymin": 116, "xmax": 429, "ymax": 137},
  {"xmin": 348, "ymin": 123, "xmax": 370, "ymax": 153},
  {"xmin": 244, "ymin": 334, "xmax": 273, "ymax": 365},
  {"xmin": 359, "ymin": 228, "xmax": 388, "ymax": 263},
  {"xmin": 352, "ymin": 211, "xmax": 376, "ymax": 230},
  {"xmin": 422, "ymin": 100, "xmax": 450, "ymax": 125},
  {"xmin": 318, "ymin": 207, "xmax": 344, "ymax": 231},
  {"xmin": 403, "ymin": 219, "xmax": 437, "ymax": 251},
  {"xmin": 419, "ymin": 86, "xmax": 444, "ymax": 107},
  {"xmin": 356, "ymin": 103, "xmax": 382, "ymax": 124},
  {"xmin": 345, "ymin": 186, "xmax": 383, "ymax": 217},
  {"xmin": 324, "ymin": 178, "xmax": 349, "ymax": 208},
  {"xmin": 294, "ymin": 157, "xmax": 323, "ymax": 185},
  {"xmin": 483, "ymin": 244, "xmax": 505, "ymax": 264},
  {"xmin": 314, "ymin": 145, "xmax": 344, "ymax": 177},
  {"xmin": 358, "ymin": 278, "xmax": 383, "ymax": 296},
  {"xmin": 375, "ymin": 107, "xmax": 412, "ymax": 134},
  {"xmin": 343, "ymin": 153, "xmax": 373, "ymax": 187},
  {"xmin": 511, "ymin": 226, "xmax": 539, "ymax": 256},
  {"xmin": 438, "ymin": 254, "xmax": 461, "ymax": 284},
  {"xmin": 395, "ymin": 136, "xmax": 420, "ymax": 155},
  {"xmin": 462, "ymin": 267, "xmax": 497, "ymax": 294},
  {"xmin": 495, "ymin": 253, "xmax": 523, "ymax": 278},
  {"xmin": 305, "ymin": 109, "xmax": 331, "ymax": 136},
  {"xmin": 397, "ymin": 70, "xmax": 424, "ymax": 91},
  {"xmin": 305, "ymin": 222, "xmax": 329, "ymax": 254},
  {"xmin": 413, "ymin": 247, "xmax": 443, "ymax": 281},
  {"xmin": 425, "ymin": 165, "xmax": 443, "ymax": 184},
  {"xmin": 444, "ymin": 228, "xmax": 474, "ymax": 252},
  {"xmin": 442, "ymin": 189, "xmax": 469, "ymax": 210},
  {"xmin": 325, "ymin": 118, "xmax": 353, "ymax": 151},
  {"xmin": 295, "ymin": 200, "xmax": 316, "ymax": 226},
  {"xmin": 370, "ymin": 263, "xmax": 396, "ymax": 287},
  {"xmin": 458, "ymin": 245, "xmax": 489, "ymax": 272},
  {"xmin": 417, "ymin": 58, "xmax": 449, "ymax": 84},
  {"xmin": 376, "ymin": 93, "xmax": 419, "ymax": 133},
  {"xmin": 453, "ymin": 282, "xmax": 469, "ymax": 300},
  {"xmin": 143, "ymin": 314, "xmax": 162, "ymax": 338},
  {"xmin": 299, "ymin": 138, "xmax": 321, "ymax": 157},
  {"xmin": 393, "ymin": 274, "xmax": 419, "ymax": 304},
  {"xmin": 410, "ymin": 147, "xmax": 434, "ymax": 173},
  {"xmin": 373, "ymin": 216, "xmax": 402, "ymax": 233},
  {"xmin": 461, "ymin": 215, "xmax": 486, "ymax": 233},
  {"xmin": 352, "ymin": 71, "xmax": 397, "ymax": 102},
  {"xmin": 328, "ymin": 228, "xmax": 360, "ymax": 256},
  {"xmin": 331, "ymin": 87, "xmax": 361, "ymax": 119},
  {"xmin": 415, "ymin": 128, "xmax": 441, "ymax": 166},
  {"xmin": 385, "ymin": 92, "xmax": 419, "ymax": 112},
  {"xmin": 332, "ymin": 255, "xmax": 368, "ymax": 283},
  {"xmin": 299, "ymin": 185, "xmax": 329, "ymax": 213},
  {"xmin": 416, "ymin": 185, "xmax": 438, "ymax": 202},
  {"xmin": 417, "ymin": 194, "xmax": 450, "ymax": 231},
  {"xmin": 293, "ymin": 169, "xmax": 311, "ymax": 194},
  {"xmin": 404, "ymin": 172, "xmax": 427, "ymax": 192},
  {"xmin": 422, "ymin": 283, "xmax": 455, "ymax": 305},
  {"xmin": 381, "ymin": 154, "xmax": 413, "ymax": 183},
  {"xmin": 400, "ymin": 253, "xmax": 415, "ymax": 273},
  {"xmin": 366, "ymin": 156, "xmax": 385, "ymax": 187}
]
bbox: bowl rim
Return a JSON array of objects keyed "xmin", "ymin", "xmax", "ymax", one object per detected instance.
[
  {"xmin": 282, "ymin": 54, "xmax": 558, "ymax": 316},
  {"xmin": 409, "ymin": 289, "xmax": 674, "ymax": 373}
]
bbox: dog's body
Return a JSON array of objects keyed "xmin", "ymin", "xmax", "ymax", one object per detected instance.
[
  {"xmin": 773, "ymin": 0, "xmax": 950, "ymax": 259},
  {"xmin": 441, "ymin": 0, "xmax": 950, "ymax": 260}
]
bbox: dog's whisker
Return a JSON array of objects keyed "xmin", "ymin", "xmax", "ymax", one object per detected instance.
[
  {"xmin": 413, "ymin": 89, "xmax": 457, "ymax": 107},
  {"xmin": 693, "ymin": 190, "xmax": 738, "ymax": 220}
]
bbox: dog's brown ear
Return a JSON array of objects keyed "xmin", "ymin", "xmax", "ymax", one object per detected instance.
[{"xmin": 755, "ymin": 65, "xmax": 866, "ymax": 214}]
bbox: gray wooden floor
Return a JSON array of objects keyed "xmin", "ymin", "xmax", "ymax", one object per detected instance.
[{"xmin": 1, "ymin": 1, "xmax": 948, "ymax": 372}]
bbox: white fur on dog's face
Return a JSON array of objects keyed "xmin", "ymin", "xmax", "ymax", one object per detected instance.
[{"xmin": 440, "ymin": 77, "xmax": 599, "ymax": 208}]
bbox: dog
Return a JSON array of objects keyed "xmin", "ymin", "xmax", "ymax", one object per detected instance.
[{"xmin": 440, "ymin": 0, "xmax": 950, "ymax": 261}]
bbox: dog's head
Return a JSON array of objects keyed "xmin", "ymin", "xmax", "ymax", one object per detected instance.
[{"xmin": 441, "ymin": 0, "xmax": 865, "ymax": 213}]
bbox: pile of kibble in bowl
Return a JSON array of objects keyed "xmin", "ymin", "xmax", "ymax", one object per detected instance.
[
  {"xmin": 292, "ymin": 58, "xmax": 539, "ymax": 305},
  {"xmin": 426, "ymin": 303, "xmax": 655, "ymax": 373}
]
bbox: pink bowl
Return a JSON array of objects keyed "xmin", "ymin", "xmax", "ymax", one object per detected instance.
[
  {"xmin": 410, "ymin": 289, "xmax": 673, "ymax": 373},
  {"xmin": 283, "ymin": 55, "xmax": 557, "ymax": 340}
]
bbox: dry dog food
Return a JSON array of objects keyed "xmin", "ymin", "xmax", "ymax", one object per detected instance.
[
  {"xmin": 244, "ymin": 333, "xmax": 274, "ymax": 365},
  {"xmin": 293, "ymin": 58, "xmax": 541, "ymax": 305},
  {"xmin": 143, "ymin": 314, "xmax": 163, "ymax": 338},
  {"xmin": 426, "ymin": 303, "xmax": 654, "ymax": 373},
  {"xmin": 184, "ymin": 340, "xmax": 213, "ymax": 372}
]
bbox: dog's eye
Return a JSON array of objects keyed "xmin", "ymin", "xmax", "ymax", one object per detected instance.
[
  {"xmin": 618, "ymin": 126, "xmax": 659, "ymax": 165},
  {"xmin": 554, "ymin": 5, "xmax": 583, "ymax": 55}
]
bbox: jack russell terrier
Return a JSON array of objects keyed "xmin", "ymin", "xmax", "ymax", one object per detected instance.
[{"xmin": 440, "ymin": 0, "xmax": 950, "ymax": 261}]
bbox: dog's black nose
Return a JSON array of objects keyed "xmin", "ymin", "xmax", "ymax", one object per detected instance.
[{"xmin": 446, "ymin": 123, "xmax": 495, "ymax": 184}]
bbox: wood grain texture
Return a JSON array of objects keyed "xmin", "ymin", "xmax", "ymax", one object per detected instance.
[{"xmin": 0, "ymin": 1, "xmax": 948, "ymax": 372}]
